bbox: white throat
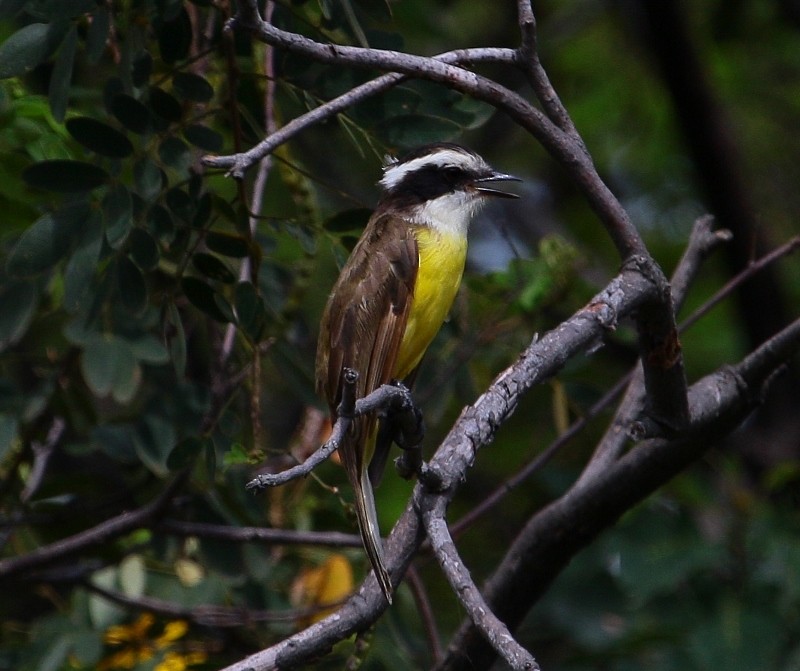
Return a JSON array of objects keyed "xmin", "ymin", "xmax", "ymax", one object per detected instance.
[{"xmin": 406, "ymin": 190, "xmax": 484, "ymax": 237}]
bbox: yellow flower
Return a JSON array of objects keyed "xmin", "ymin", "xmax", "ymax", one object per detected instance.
[
  {"xmin": 155, "ymin": 620, "xmax": 188, "ymax": 646},
  {"xmin": 98, "ymin": 614, "xmax": 203, "ymax": 671}
]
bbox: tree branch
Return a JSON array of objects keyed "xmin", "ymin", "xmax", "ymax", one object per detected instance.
[
  {"xmin": 419, "ymin": 494, "xmax": 539, "ymax": 671},
  {"xmin": 437, "ymin": 316, "xmax": 800, "ymax": 671},
  {"xmin": 203, "ymin": 47, "xmax": 515, "ymax": 178},
  {"xmin": 0, "ymin": 474, "xmax": 187, "ymax": 580},
  {"xmin": 158, "ymin": 519, "xmax": 361, "ymax": 548},
  {"xmin": 245, "ymin": 374, "xmax": 418, "ymax": 490}
]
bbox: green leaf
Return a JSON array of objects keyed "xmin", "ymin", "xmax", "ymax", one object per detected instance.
[
  {"xmin": 158, "ymin": 136, "xmax": 190, "ymax": 171},
  {"xmin": 66, "ymin": 117, "xmax": 134, "ymax": 158},
  {"xmin": 111, "ymin": 93, "xmax": 151, "ymax": 134},
  {"xmin": 48, "ymin": 25, "xmax": 77, "ymax": 122},
  {"xmin": 192, "ymin": 252, "xmax": 236, "ymax": 283},
  {"xmin": 103, "ymin": 183, "xmax": 133, "ymax": 248},
  {"xmin": 128, "ymin": 227, "xmax": 159, "ymax": 270},
  {"xmin": 165, "ymin": 187, "xmax": 192, "ymax": 222},
  {"xmin": 205, "ymin": 231, "xmax": 249, "ymax": 258},
  {"xmin": 85, "ymin": 6, "xmax": 110, "ymax": 63},
  {"xmin": 117, "ymin": 255, "xmax": 147, "ymax": 314},
  {"xmin": 135, "ymin": 414, "xmax": 174, "ymax": 474},
  {"xmin": 118, "ymin": 554, "xmax": 146, "ymax": 598},
  {"xmin": 172, "ymin": 72, "xmax": 214, "ymax": 102},
  {"xmin": 133, "ymin": 157, "xmax": 164, "ymax": 202},
  {"xmin": 80, "ymin": 334, "xmax": 137, "ymax": 400},
  {"xmin": 192, "ymin": 192, "xmax": 212, "ymax": 229},
  {"xmin": 183, "ymin": 124, "xmax": 223, "ymax": 152},
  {"xmin": 234, "ymin": 281, "xmax": 267, "ymax": 341},
  {"xmin": 91, "ymin": 424, "xmax": 138, "ymax": 464},
  {"xmin": 0, "ymin": 281, "xmax": 38, "ymax": 349},
  {"xmin": 63, "ymin": 211, "xmax": 103, "ymax": 311},
  {"xmin": 158, "ymin": 6, "xmax": 192, "ymax": 64},
  {"xmin": 166, "ymin": 436, "xmax": 204, "ymax": 471},
  {"xmin": 375, "ymin": 114, "xmax": 462, "ymax": 149},
  {"xmin": 148, "ymin": 86, "xmax": 182, "ymax": 123},
  {"xmin": 223, "ymin": 442, "xmax": 250, "ymax": 467},
  {"xmin": 127, "ymin": 334, "xmax": 169, "ymax": 364},
  {"xmin": 147, "ymin": 203, "xmax": 174, "ymax": 241},
  {"xmin": 181, "ymin": 277, "xmax": 233, "ymax": 322},
  {"xmin": 131, "ymin": 51, "xmax": 152, "ymax": 88},
  {"xmin": 0, "ymin": 23, "xmax": 51, "ymax": 79},
  {"xmin": 23, "ymin": 160, "xmax": 109, "ymax": 193},
  {"xmin": 6, "ymin": 202, "xmax": 89, "ymax": 277}
]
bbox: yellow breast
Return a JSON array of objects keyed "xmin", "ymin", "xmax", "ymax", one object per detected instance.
[{"xmin": 393, "ymin": 227, "xmax": 467, "ymax": 379}]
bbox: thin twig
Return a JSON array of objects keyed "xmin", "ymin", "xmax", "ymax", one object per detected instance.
[
  {"xmin": 203, "ymin": 47, "xmax": 514, "ymax": 178},
  {"xmin": 212, "ymin": 0, "xmax": 647, "ymax": 262},
  {"xmin": 84, "ymin": 580, "xmax": 327, "ymax": 627},
  {"xmin": 0, "ymin": 474, "xmax": 188, "ymax": 579},
  {"xmin": 158, "ymin": 519, "xmax": 360, "ymax": 547},
  {"xmin": 405, "ymin": 565, "xmax": 444, "ymax": 666},
  {"xmin": 420, "ymin": 496, "xmax": 538, "ymax": 671},
  {"xmin": 246, "ymin": 377, "xmax": 418, "ymax": 490},
  {"xmin": 20, "ymin": 417, "xmax": 65, "ymax": 504}
]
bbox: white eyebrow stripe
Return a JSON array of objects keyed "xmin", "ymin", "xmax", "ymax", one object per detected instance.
[{"xmin": 379, "ymin": 149, "xmax": 482, "ymax": 191}]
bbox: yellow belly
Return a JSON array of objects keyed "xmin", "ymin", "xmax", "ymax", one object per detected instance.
[{"xmin": 393, "ymin": 227, "xmax": 467, "ymax": 379}]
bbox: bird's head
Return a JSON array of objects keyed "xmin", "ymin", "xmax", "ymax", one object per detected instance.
[{"xmin": 377, "ymin": 143, "xmax": 520, "ymax": 233}]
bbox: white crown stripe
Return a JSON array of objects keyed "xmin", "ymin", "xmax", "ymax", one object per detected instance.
[{"xmin": 379, "ymin": 149, "xmax": 488, "ymax": 192}]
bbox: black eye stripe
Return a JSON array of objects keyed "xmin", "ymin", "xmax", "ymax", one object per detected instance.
[{"xmin": 394, "ymin": 165, "xmax": 472, "ymax": 202}]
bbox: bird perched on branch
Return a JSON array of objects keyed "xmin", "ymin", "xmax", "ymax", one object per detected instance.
[{"xmin": 316, "ymin": 143, "xmax": 519, "ymax": 603}]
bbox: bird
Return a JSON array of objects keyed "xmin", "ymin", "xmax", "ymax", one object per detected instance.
[{"xmin": 315, "ymin": 142, "xmax": 519, "ymax": 603}]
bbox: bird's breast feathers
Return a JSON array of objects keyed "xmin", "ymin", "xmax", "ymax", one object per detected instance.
[{"xmin": 394, "ymin": 226, "xmax": 467, "ymax": 379}]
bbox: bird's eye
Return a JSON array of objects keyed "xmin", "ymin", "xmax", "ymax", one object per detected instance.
[{"xmin": 444, "ymin": 166, "xmax": 462, "ymax": 179}]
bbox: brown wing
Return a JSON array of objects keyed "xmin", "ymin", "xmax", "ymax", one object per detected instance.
[
  {"xmin": 315, "ymin": 212, "xmax": 417, "ymax": 602},
  {"xmin": 316, "ymin": 212, "xmax": 418, "ymax": 428}
]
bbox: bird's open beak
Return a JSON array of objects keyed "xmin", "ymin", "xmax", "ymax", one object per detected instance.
[{"xmin": 473, "ymin": 172, "xmax": 521, "ymax": 199}]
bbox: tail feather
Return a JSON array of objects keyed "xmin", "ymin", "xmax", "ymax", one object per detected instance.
[{"xmin": 353, "ymin": 468, "xmax": 393, "ymax": 603}]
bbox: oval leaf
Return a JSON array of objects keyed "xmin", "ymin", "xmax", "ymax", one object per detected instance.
[
  {"xmin": 48, "ymin": 25, "xmax": 77, "ymax": 122},
  {"xmin": 0, "ymin": 281, "xmax": 38, "ymax": 349},
  {"xmin": 81, "ymin": 335, "xmax": 134, "ymax": 397},
  {"xmin": 183, "ymin": 124, "xmax": 223, "ymax": 152},
  {"xmin": 103, "ymin": 184, "xmax": 133, "ymax": 248},
  {"xmin": 148, "ymin": 86, "xmax": 182, "ymax": 123},
  {"xmin": 131, "ymin": 51, "xmax": 153, "ymax": 88},
  {"xmin": 6, "ymin": 202, "xmax": 89, "ymax": 277},
  {"xmin": 205, "ymin": 231, "xmax": 249, "ymax": 258},
  {"xmin": 166, "ymin": 436, "xmax": 204, "ymax": 471},
  {"xmin": 181, "ymin": 277, "xmax": 232, "ymax": 323},
  {"xmin": 147, "ymin": 203, "xmax": 174, "ymax": 241},
  {"xmin": 111, "ymin": 93, "xmax": 151, "ymax": 134},
  {"xmin": 66, "ymin": 117, "xmax": 134, "ymax": 158},
  {"xmin": 0, "ymin": 23, "xmax": 50, "ymax": 79},
  {"xmin": 172, "ymin": 72, "xmax": 214, "ymax": 102},
  {"xmin": 117, "ymin": 255, "xmax": 147, "ymax": 314},
  {"xmin": 158, "ymin": 137, "xmax": 190, "ymax": 171},
  {"xmin": 128, "ymin": 228, "xmax": 160, "ymax": 270},
  {"xmin": 165, "ymin": 188, "xmax": 192, "ymax": 222},
  {"xmin": 23, "ymin": 160, "xmax": 108, "ymax": 193},
  {"xmin": 133, "ymin": 157, "xmax": 164, "ymax": 202},
  {"xmin": 192, "ymin": 252, "xmax": 235, "ymax": 283},
  {"xmin": 158, "ymin": 7, "xmax": 192, "ymax": 64},
  {"xmin": 375, "ymin": 114, "xmax": 462, "ymax": 149}
]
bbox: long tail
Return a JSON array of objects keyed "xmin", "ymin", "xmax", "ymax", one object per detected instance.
[{"xmin": 353, "ymin": 467, "xmax": 393, "ymax": 603}]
